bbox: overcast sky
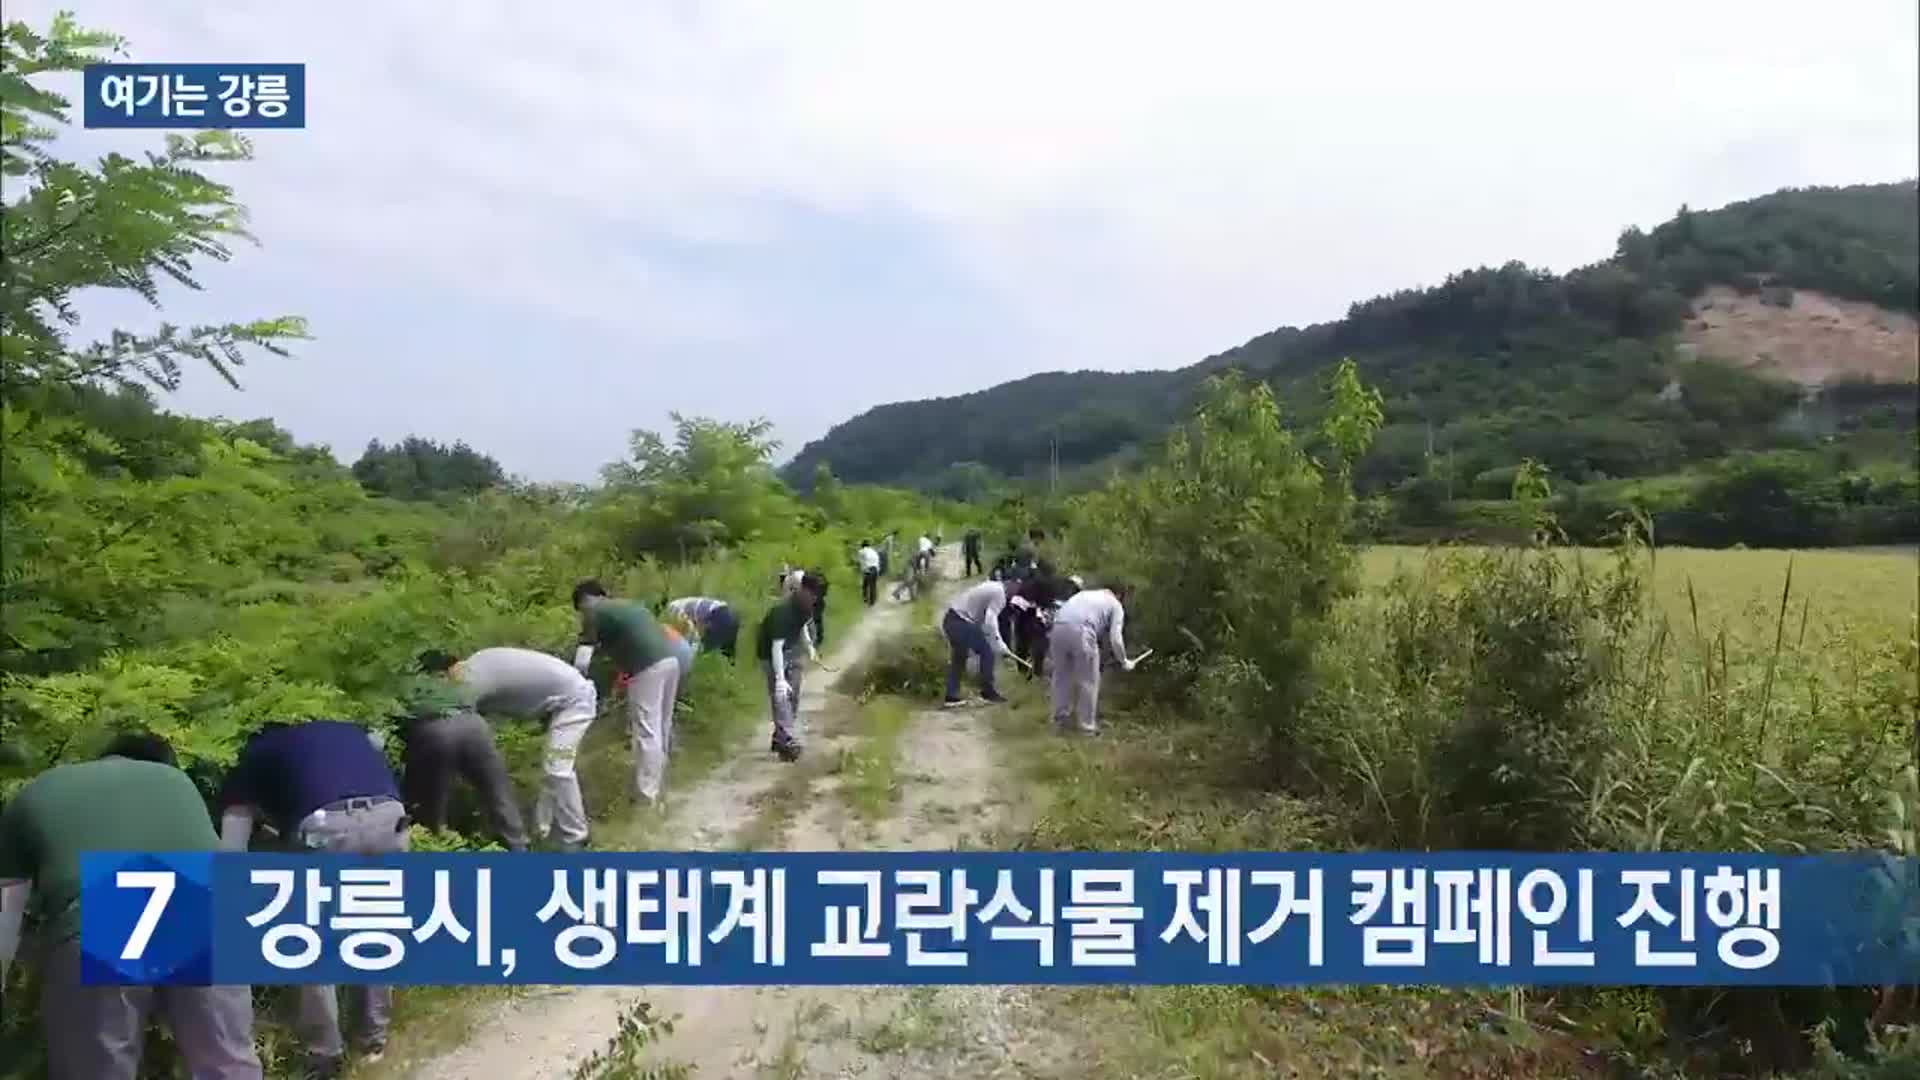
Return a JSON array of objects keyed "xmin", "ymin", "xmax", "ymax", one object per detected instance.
[{"xmin": 13, "ymin": 1, "xmax": 1918, "ymax": 481}]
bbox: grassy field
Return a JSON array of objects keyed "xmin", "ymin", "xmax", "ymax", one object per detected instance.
[{"xmin": 1362, "ymin": 544, "xmax": 1917, "ymax": 640}]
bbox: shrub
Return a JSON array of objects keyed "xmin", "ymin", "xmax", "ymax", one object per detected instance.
[
  {"xmin": 1293, "ymin": 530, "xmax": 1916, "ymax": 1069},
  {"xmin": 848, "ymin": 626, "xmax": 949, "ymax": 701},
  {"xmin": 1060, "ymin": 364, "xmax": 1382, "ymax": 751},
  {"xmin": 1298, "ymin": 544, "xmax": 1640, "ymax": 849}
]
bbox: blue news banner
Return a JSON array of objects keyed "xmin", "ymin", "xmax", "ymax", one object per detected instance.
[
  {"xmin": 79, "ymin": 852, "xmax": 1917, "ymax": 989},
  {"xmin": 83, "ymin": 64, "xmax": 305, "ymax": 129}
]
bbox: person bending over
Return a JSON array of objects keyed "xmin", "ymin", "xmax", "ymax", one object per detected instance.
[
  {"xmin": 1, "ymin": 733, "xmax": 264, "ymax": 1080},
  {"xmin": 572, "ymin": 580, "xmax": 679, "ymax": 806},
  {"xmin": 219, "ymin": 721, "xmax": 407, "ymax": 1077}
]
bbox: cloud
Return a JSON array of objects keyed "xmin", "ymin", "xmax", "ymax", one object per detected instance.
[{"xmin": 8, "ymin": 0, "xmax": 1916, "ymax": 479}]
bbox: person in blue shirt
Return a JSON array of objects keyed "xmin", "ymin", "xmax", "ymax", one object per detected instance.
[{"xmin": 217, "ymin": 720, "xmax": 407, "ymax": 1079}]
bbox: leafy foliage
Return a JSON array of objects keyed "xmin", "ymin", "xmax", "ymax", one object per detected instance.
[
  {"xmin": 1551, "ymin": 449, "xmax": 1920, "ymax": 549},
  {"xmin": 0, "ymin": 14, "xmax": 308, "ymax": 396},
  {"xmin": 598, "ymin": 414, "xmax": 802, "ymax": 560},
  {"xmin": 569, "ymin": 1000, "xmax": 688, "ymax": 1080},
  {"xmin": 1061, "ymin": 365, "xmax": 1379, "ymax": 741}
]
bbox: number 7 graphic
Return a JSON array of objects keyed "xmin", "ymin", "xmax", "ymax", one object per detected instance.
[{"xmin": 117, "ymin": 870, "xmax": 176, "ymax": 961}]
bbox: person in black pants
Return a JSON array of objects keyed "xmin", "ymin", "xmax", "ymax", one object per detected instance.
[
  {"xmin": 962, "ymin": 529, "xmax": 983, "ymax": 576},
  {"xmin": 1009, "ymin": 573, "xmax": 1073, "ymax": 679},
  {"xmin": 810, "ymin": 578, "xmax": 829, "ymax": 647},
  {"xmin": 391, "ymin": 679, "xmax": 530, "ymax": 852},
  {"xmin": 857, "ymin": 540, "xmax": 881, "ymax": 606}
]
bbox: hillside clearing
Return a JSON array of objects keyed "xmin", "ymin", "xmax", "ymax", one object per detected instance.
[{"xmin": 1685, "ymin": 285, "xmax": 1920, "ymax": 387}]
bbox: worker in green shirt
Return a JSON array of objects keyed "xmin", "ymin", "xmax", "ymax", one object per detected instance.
[
  {"xmin": 572, "ymin": 579, "xmax": 680, "ymax": 806},
  {"xmin": 0, "ymin": 733, "xmax": 263, "ymax": 1080},
  {"xmin": 393, "ymin": 670, "xmax": 531, "ymax": 852},
  {"xmin": 757, "ymin": 572, "xmax": 827, "ymax": 762}
]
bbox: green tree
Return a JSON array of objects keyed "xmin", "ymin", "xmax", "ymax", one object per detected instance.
[
  {"xmin": 0, "ymin": 12, "xmax": 307, "ymax": 395},
  {"xmin": 598, "ymin": 414, "xmax": 801, "ymax": 559},
  {"xmin": 1067, "ymin": 369, "xmax": 1379, "ymax": 746},
  {"xmin": 1690, "ymin": 451, "xmax": 1838, "ymax": 547},
  {"xmin": 807, "ymin": 461, "xmax": 845, "ymax": 517},
  {"xmin": 1318, "ymin": 358, "xmax": 1385, "ymax": 471},
  {"xmin": 352, "ymin": 436, "xmax": 507, "ymax": 500}
]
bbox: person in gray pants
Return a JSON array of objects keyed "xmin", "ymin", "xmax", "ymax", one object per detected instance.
[
  {"xmin": 395, "ymin": 672, "xmax": 531, "ymax": 852},
  {"xmin": 756, "ymin": 572, "xmax": 825, "ymax": 762},
  {"xmin": 1, "ymin": 733, "xmax": 262, "ymax": 1080},
  {"xmin": 218, "ymin": 721, "xmax": 410, "ymax": 1079}
]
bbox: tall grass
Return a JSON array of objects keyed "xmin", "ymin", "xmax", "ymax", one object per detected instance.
[
  {"xmin": 1287, "ymin": 530, "xmax": 1918, "ymax": 1072},
  {"xmin": 1303, "ymin": 535, "xmax": 1914, "ymax": 857}
]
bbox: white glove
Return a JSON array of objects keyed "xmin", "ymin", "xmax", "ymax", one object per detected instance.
[
  {"xmin": 1120, "ymin": 658, "xmax": 1137, "ymax": 672},
  {"xmin": 0, "ymin": 880, "xmax": 28, "ymax": 978},
  {"xmin": 219, "ymin": 808, "xmax": 256, "ymax": 852}
]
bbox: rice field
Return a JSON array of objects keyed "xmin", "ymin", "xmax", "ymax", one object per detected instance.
[{"xmin": 1360, "ymin": 545, "xmax": 1917, "ymax": 642}]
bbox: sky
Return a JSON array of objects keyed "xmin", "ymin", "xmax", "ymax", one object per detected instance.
[{"xmin": 12, "ymin": 1, "xmax": 1919, "ymax": 482}]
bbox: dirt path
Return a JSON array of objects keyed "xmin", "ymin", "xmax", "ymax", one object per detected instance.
[{"xmin": 405, "ymin": 549, "xmax": 1074, "ymax": 1080}]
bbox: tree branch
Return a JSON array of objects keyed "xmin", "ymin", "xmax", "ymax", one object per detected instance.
[{"xmin": 2, "ymin": 198, "xmax": 98, "ymax": 263}]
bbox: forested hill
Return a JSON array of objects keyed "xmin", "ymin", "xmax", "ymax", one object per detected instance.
[{"xmin": 784, "ymin": 181, "xmax": 1919, "ymax": 504}]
